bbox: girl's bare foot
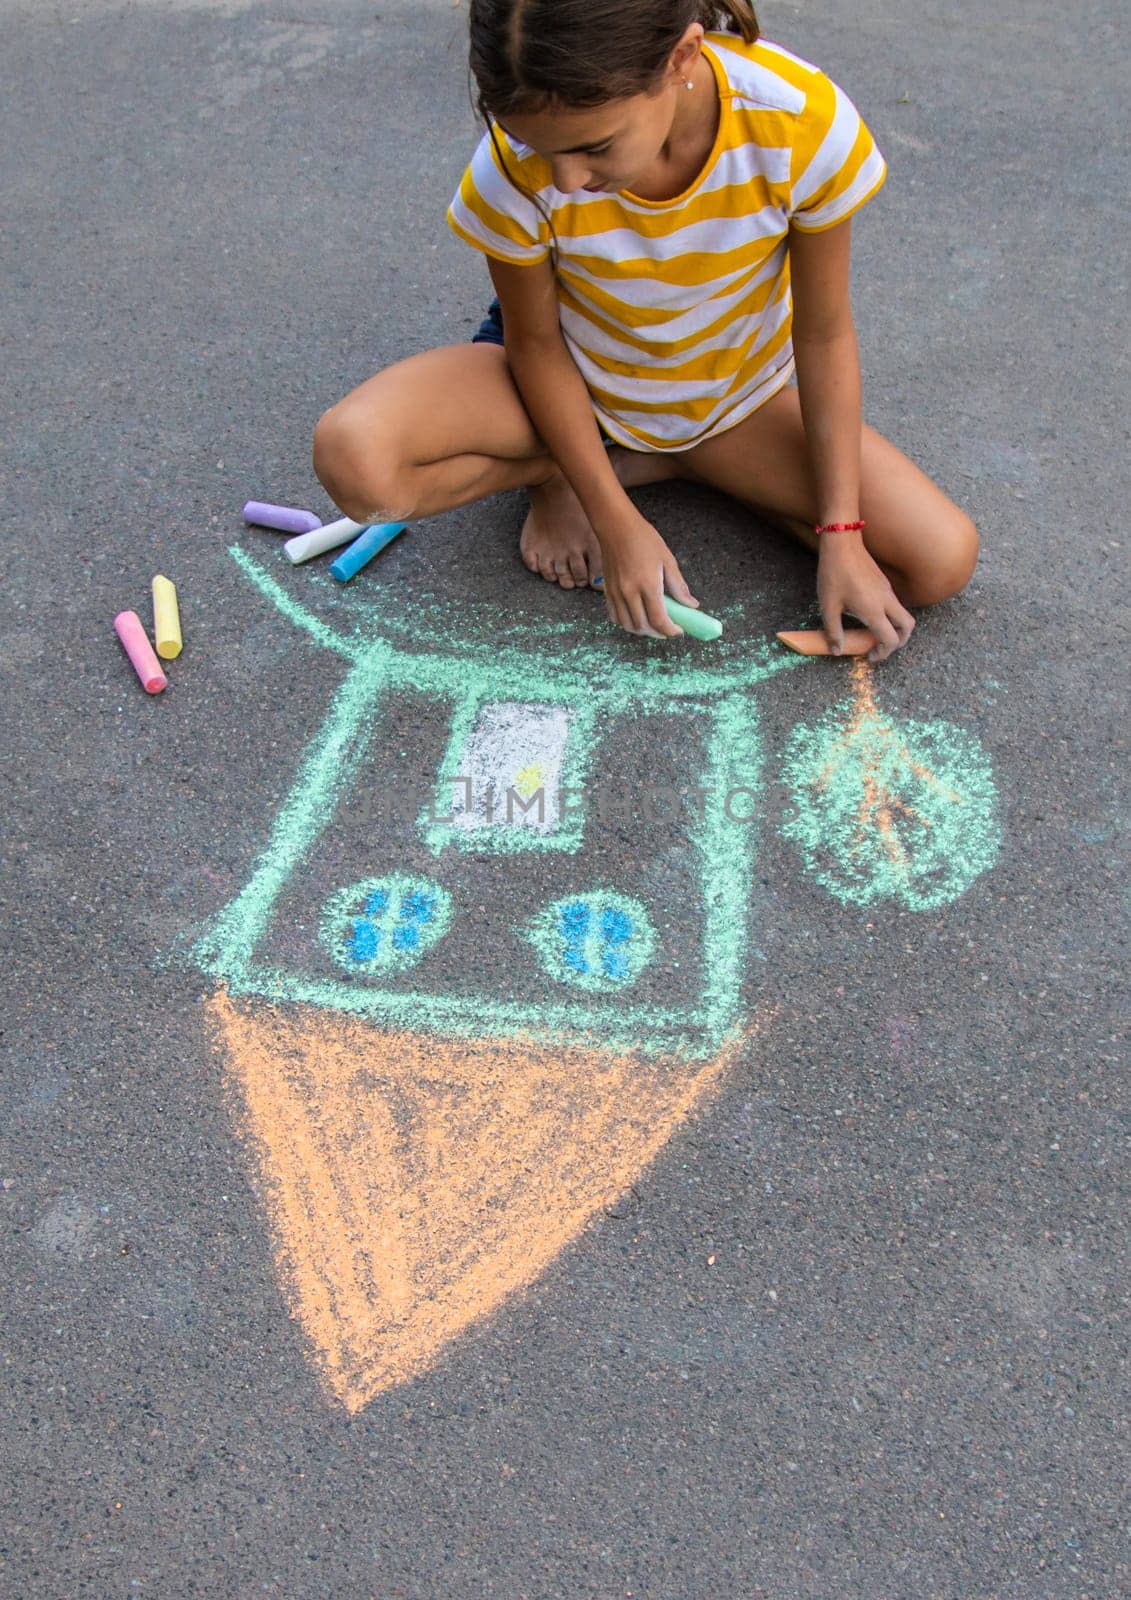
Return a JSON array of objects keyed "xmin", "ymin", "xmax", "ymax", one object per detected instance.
[
  {"xmin": 519, "ymin": 448, "xmax": 682, "ymax": 590},
  {"xmin": 520, "ymin": 470, "xmax": 604, "ymax": 589}
]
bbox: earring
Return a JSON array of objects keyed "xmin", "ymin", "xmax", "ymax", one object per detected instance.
[{"xmin": 685, "ymin": 79, "xmax": 694, "ymax": 90}]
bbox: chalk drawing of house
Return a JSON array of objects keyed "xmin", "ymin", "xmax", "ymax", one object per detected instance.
[{"xmin": 191, "ymin": 545, "xmax": 809, "ymax": 1410}]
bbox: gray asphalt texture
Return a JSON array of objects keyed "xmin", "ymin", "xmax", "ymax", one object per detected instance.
[{"xmin": 2, "ymin": 1, "xmax": 1128, "ymax": 1595}]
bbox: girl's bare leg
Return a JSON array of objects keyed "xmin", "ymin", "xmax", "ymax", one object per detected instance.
[
  {"xmin": 679, "ymin": 384, "xmax": 979, "ymax": 606},
  {"xmin": 312, "ymin": 344, "xmax": 678, "ymax": 591}
]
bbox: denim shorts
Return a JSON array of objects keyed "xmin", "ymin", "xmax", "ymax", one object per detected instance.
[
  {"xmin": 471, "ymin": 295, "xmax": 623, "ymax": 452},
  {"xmin": 471, "ymin": 297, "xmax": 505, "ymax": 347}
]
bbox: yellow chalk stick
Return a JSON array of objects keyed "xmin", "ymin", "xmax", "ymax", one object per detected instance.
[{"xmin": 152, "ymin": 574, "xmax": 182, "ymax": 659}]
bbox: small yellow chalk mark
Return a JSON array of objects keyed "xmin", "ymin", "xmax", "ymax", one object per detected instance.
[
  {"xmin": 512, "ymin": 762, "xmax": 545, "ymax": 799},
  {"xmin": 206, "ymin": 990, "xmax": 764, "ymax": 1412}
]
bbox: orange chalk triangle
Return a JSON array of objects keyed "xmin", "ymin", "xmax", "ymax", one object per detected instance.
[{"xmin": 205, "ymin": 989, "xmax": 755, "ymax": 1411}]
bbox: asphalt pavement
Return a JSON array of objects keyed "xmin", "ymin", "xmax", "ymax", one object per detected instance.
[{"xmin": 1, "ymin": 1, "xmax": 1127, "ymax": 1595}]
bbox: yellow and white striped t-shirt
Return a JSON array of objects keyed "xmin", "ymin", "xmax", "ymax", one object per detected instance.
[{"xmin": 447, "ymin": 33, "xmax": 887, "ymax": 452}]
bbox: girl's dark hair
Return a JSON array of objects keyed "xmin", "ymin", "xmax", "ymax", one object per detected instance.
[
  {"xmin": 470, "ymin": 1, "xmax": 760, "ymax": 117},
  {"xmin": 469, "ymin": 3, "xmax": 759, "ymax": 267}
]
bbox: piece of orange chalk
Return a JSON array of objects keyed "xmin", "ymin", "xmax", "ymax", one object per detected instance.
[{"xmin": 776, "ymin": 628, "xmax": 877, "ymax": 657}]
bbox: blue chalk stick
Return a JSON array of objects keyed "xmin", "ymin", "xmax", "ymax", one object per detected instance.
[{"xmin": 329, "ymin": 521, "xmax": 407, "ymax": 582}]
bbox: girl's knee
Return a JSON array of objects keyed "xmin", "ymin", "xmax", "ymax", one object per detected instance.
[
  {"xmin": 899, "ymin": 510, "xmax": 980, "ymax": 607},
  {"xmin": 312, "ymin": 399, "xmax": 411, "ymax": 523},
  {"xmin": 311, "ymin": 404, "xmax": 336, "ymax": 476},
  {"xmin": 312, "ymin": 401, "xmax": 365, "ymax": 508}
]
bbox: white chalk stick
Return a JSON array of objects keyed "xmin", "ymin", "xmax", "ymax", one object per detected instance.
[{"xmin": 283, "ymin": 517, "xmax": 365, "ymax": 565}]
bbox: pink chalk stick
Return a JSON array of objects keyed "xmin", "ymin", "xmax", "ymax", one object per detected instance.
[{"xmin": 115, "ymin": 610, "xmax": 167, "ymax": 694}]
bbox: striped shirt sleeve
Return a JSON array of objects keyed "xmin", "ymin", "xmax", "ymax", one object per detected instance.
[
  {"xmin": 788, "ymin": 71, "xmax": 887, "ymax": 232},
  {"xmin": 447, "ymin": 129, "xmax": 552, "ymax": 265}
]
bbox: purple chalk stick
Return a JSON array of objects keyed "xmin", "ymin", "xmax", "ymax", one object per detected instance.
[{"xmin": 242, "ymin": 501, "xmax": 322, "ymax": 535}]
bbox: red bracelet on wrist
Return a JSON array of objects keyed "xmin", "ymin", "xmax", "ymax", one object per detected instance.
[{"xmin": 814, "ymin": 519, "xmax": 867, "ymax": 535}]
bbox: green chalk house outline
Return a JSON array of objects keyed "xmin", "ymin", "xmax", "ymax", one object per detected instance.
[
  {"xmin": 189, "ymin": 547, "xmax": 1002, "ymax": 1060},
  {"xmin": 191, "ymin": 547, "xmax": 806, "ymax": 1060}
]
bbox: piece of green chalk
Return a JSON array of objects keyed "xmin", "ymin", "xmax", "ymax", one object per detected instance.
[
  {"xmin": 593, "ymin": 577, "xmax": 722, "ymax": 640},
  {"xmin": 663, "ymin": 597, "xmax": 723, "ymax": 640}
]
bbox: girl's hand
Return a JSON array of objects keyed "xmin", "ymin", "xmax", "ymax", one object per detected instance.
[
  {"xmin": 596, "ymin": 510, "xmax": 699, "ymax": 638},
  {"xmin": 818, "ymin": 534, "xmax": 916, "ymax": 662}
]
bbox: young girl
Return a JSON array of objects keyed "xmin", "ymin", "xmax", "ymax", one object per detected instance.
[{"xmin": 313, "ymin": 0, "xmax": 978, "ymax": 661}]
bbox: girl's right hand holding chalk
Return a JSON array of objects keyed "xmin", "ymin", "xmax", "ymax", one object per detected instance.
[{"xmin": 596, "ymin": 508, "xmax": 699, "ymax": 639}]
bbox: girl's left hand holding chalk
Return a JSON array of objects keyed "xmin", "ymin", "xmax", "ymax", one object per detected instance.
[{"xmin": 817, "ymin": 533, "xmax": 916, "ymax": 662}]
